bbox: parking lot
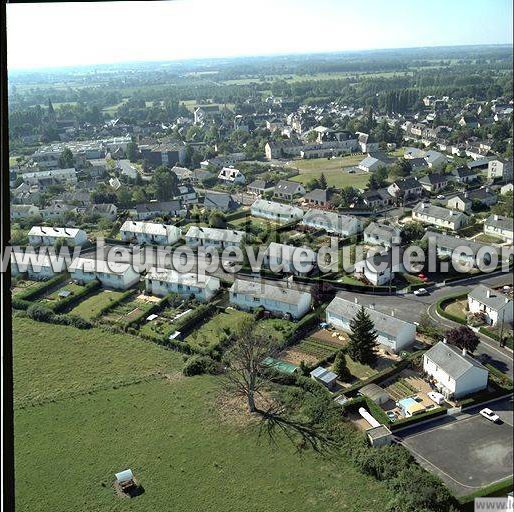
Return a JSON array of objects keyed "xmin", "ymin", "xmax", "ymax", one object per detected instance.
[{"xmin": 399, "ymin": 397, "xmax": 513, "ymax": 497}]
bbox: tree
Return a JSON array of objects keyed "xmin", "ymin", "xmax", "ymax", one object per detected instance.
[
  {"xmin": 445, "ymin": 326, "xmax": 480, "ymax": 353},
  {"xmin": 126, "ymin": 141, "xmax": 138, "ymax": 162},
  {"xmin": 209, "ymin": 211, "xmax": 227, "ymax": 228},
  {"xmin": 58, "ymin": 147, "xmax": 74, "ymax": 168},
  {"xmin": 152, "ymin": 166, "xmax": 179, "ymax": 201},
  {"xmin": 333, "ymin": 352, "xmax": 351, "ymax": 381},
  {"xmin": 347, "ymin": 306, "xmax": 378, "ymax": 365},
  {"xmin": 400, "ymin": 222, "xmax": 425, "ymax": 244},
  {"xmin": 319, "ymin": 173, "xmax": 328, "ymax": 189},
  {"xmin": 222, "ymin": 317, "xmax": 277, "ymax": 413}
]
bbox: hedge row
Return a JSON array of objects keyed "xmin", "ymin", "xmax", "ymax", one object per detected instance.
[
  {"xmin": 25, "ymin": 304, "xmax": 93, "ymax": 330},
  {"xmin": 14, "ymin": 273, "xmax": 68, "ymax": 303},
  {"xmin": 341, "ymin": 395, "xmax": 391, "ymax": 425},
  {"xmin": 479, "ymin": 326, "xmax": 514, "ymax": 350},
  {"xmin": 435, "ymin": 292, "xmax": 468, "ymax": 326},
  {"xmin": 92, "ymin": 289, "xmax": 135, "ymax": 320},
  {"xmin": 51, "ymin": 280, "xmax": 101, "ymax": 313},
  {"xmin": 389, "ymin": 406, "xmax": 447, "ymax": 431}
]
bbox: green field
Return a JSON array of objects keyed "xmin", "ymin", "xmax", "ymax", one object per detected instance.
[
  {"xmin": 13, "ymin": 318, "xmax": 390, "ymax": 512},
  {"xmin": 287, "ymin": 156, "xmax": 370, "ymax": 189},
  {"xmin": 70, "ymin": 289, "xmax": 127, "ymax": 319}
]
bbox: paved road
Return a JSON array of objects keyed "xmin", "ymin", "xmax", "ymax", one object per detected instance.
[
  {"xmin": 336, "ymin": 270, "xmax": 513, "ymax": 376},
  {"xmin": 398, "ymin": 396, "xmax": 513, "ymax": 497}
]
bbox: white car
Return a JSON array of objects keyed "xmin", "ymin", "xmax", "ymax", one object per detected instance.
[
  {"xmin": 436, "ymin": 194, "xmax": 445, "ymax": 199},
  {"xmin": 413, "ymin": 288, "xmax": 429, "ymax": 296},
  {"xmin": 479, "ymin": 408, "xmax": 501, "ymax": 423},
  {"xmin": 427, "ymin": 391, "xmax": 445, "ymax": 405}
]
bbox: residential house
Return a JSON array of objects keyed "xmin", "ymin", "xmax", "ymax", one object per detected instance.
[
  {"xmin": 468, "ymin": 284, "xmax": 513, "ymax": 326},
  {"xmin": 10, "ymin": 204, "xmax": 40, "ymax": 220},
  {"xmin": 419, "ymin": 173, "xmax": 449, "ymax": 193},
  {"xmin": 364, "ymin": 222, "xmax": 401, "ymax": 248},
  {"xmin": 451, "ymin": 167, "xmax": 479, "ymax": 184},
  {"xmin": 251, "ymin": 199, "xmax": 304, "ymax": 223},
  {"xmin": 134, "ymin": 201, "xmax": 184, "ymax": 220},
  {"xmin": 404, "ymin": 147, "xmax": 426, "ymax": 160},
  {"xmin": 445, "ymin": 194, "xmax": 472, "ymax": 213},
  {"xmin": 466, "ymin": 188, "xmax": 498, "ymax": 208},
  {"xmin": 139, "ymin": 142, "xmax": 186, "ymax": 167},
  {"xmin": 501, "ymin": 183, "xmax": 513, "ymax": 195},
  {"xmin": 40, "ymin": 203, "xmax": 79, "ymax": 220},
  {"xmin": 144, "ymin": 268, "xmax": 220, "ymax": 301},
  {"xmin": 274, "ymin": 180, "xmax": 306, "ymax": 201},
  {"xmin": 69, "ymin": 257, "xmax": 140, "ymax": 290},
  {"xmin": 203, "ymin": 191, "xmax": 240, "ymax": 211},
  {"xmin": 28, "ymin": 226, "xmax": 87, "ymax": 247},
  {"xmin": 361, "ymin": 188, "xmax": 394, "ymax": 209},
  {"xmin": 424, "ymin": 150, "xmax": 447, "ymax": 169},
  {"xmin": 303, "ymin": 188, "xmax": 336, "ymax": 207},
  {"xmin": 488, "ymin": 159, "xmax": 513, "ymax": 182},
  {"xmin": 174, "ymin": 184, "xmax": 198, "ymax": 205},
  {"xmin": 354, "ymin": 249, "xmax": 403, "ymax": 286},
  {"xmin": 218, "ymin": 167, "xmax": 246, "ymax": 185},
  {"xmin": 185, "ymin": 226, "xmax": 244, "ymax": 249},
  {"xmin": 229, "ymin": 278, "xmax": 312, "ymax": 319},
  {"xmin": 356, "ymin": 132, "xmax": 380, "ymax": 153},
  {"xmin": 412, "ymin": 202, "xmax": 469, "ymax": 231},
  {"xmin": 87, "ymin": 203, "xmax": 118, "ymax": 220},
  {"xmin": 387, "ymin": 177, "xmax": 424, "ymax": 201},
  {"xmin": 358, "ymin": 152, "xmax": 393, "ymax": 173},
  {"xmin": 120, "ymin": 221, "xmax": 181, "ymax": 245},
  {"xmin": 423, "ymin": 341, "xmax": 489, "ymax": 399},
  {"xmin": 326, "ymin": 296, "xmax": 416, "ymax": 352},
  {"xmin": 265, "ymin": 242, "xmax": 317, "ymax": 275},
  {"xmin": 11, "ymin": 250, "xmax": 66, "ymax": 280},
  {"xmin": 301, "ymin": 209, "xmax": 363, "ymax": 237},
  {"xmin": 422, "ymin": 231, "xmax": 492, "ymax": 268},
  {"xmin": 484, "ymin": 214, "xmax": 513, "ymax": 243},
  {"xmin": 247, "ymin": 179, "xmax": 275, "ymax": 196}
]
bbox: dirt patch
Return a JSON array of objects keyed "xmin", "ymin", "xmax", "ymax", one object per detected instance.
[
  {"xmin": 215, "ymin": 391, "xmax": 276, "ymax": 429},
  {"xmin": 280, "ymin": 348, "xmax": 318, "ymax": 366},
  {"xmin": 136, "ymin": 293, "xmax": 161, "ymax": 304},
  {"xmin": 164, "ymin": 371, "xmax": 185, "ymax": 383}
]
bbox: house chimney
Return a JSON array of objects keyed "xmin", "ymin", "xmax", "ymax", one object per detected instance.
[
  {"xmin": 391, "ymin": 310, "xmax": 395, "ymax": 317},
  {"xmin": 462, "ymin": 348, "xmax": 467, "ymax": 357},
  {"xmin": 443, "ymin": 337, "xmax": 447, "ymax": 344},
  {"xmin": 494, "ymin": 214, "xmax": 499, "ymax": 221},
  {"xmin": 354, "ymin": 297, "xmax": 358, "ymax": 304},
  {"xmin": 486, "ymin": 289, "xmax": 491, "ymax": 298}
]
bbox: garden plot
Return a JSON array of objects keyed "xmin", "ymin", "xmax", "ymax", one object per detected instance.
[
  {"xmin": 280, "ymin": 336, "xmax": 340, "ymax": 366},
  {"xmin": 70, "ymin": 290, "xmax": 128, "ymax": 320},
  {"xmin": 101, "ymin": 293, "xmax": 157, "ymax": 326},
  {"xmin": 38, "ymin": 282, "xmax": 86, "ymax": 306},
  {"xmin": 139, "ymin": 302, "xmax": 194, "ymax": 340},
  {"xmin": 11, "ymin": 279, "xmax": 41, "ymax": 296}
]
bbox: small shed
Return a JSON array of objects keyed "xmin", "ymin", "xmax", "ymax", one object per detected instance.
[
  {"xmin": 115, "ymin": 469, "xmax": 136, "ymax": 491},
  {"xmin": 310, "ymin": 367, "xmax": 338, "ymax": 390},
  {"xmin": 366, "ymin": 425, "xmax": 393, "ymax": 447},
  {"xmin": 359, "ymin": 384, "xmax": 391, "ymax": 405}
]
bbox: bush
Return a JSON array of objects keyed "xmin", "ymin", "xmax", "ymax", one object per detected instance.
[
  {"xmin": 26, "ymin": 304, "xmax": 55, "ymax": 322},
  {"xmin": 182, "ymin": 355, "xmax": 218, "ymax": 376}
]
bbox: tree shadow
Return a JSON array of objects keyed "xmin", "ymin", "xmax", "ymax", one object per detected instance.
[{"xmin": 256, "ymin": 403, "xmax": 339, "ymax": 456}]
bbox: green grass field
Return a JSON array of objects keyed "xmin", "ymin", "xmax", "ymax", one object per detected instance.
[
  {"xmin": 13, "ymin": 318, "xmax": 390, "ymax": 512},
  {"xmin": 287, "ymin": 156, "xmax": 370, "ymax": 189},
  {"xmin": 70, "ymin": 289, "xmax": 127, "ymax": 319}
]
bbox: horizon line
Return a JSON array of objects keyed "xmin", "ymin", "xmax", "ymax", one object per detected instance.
[{"xmin": 8, "ymin": 42, "xmax": 514, "ymax": 74}]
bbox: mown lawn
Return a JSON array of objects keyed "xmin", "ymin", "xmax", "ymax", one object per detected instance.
[
  {"xmin": 70, "ymin": 289, "xmax": 127, "ymax": 319},
  {"xmin": 13, "ymin": 318, "xmax": 390, "ymax": 512}
]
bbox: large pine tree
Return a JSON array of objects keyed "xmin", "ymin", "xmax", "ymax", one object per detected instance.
[{"xmin": 347, "ymin": 306, "xmax": 378, "ymax": 366}]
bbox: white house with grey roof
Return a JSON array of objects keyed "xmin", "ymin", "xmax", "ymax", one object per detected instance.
[
  {"xmin": 265, "ymin": 242, "xmax": 317, "ymax": 275},
  {"xmin": 468, "ymin": 285, "xmax": 513, "ymax": 326},
  {"xmin": 10, "ymin": 204, "xmax": 40, "ymax": 220},
  {"xmin": 120, "ymin": 221, "xmax": 181, "ymax": 246},
  {"xmin": 218, "ymin": 167, "xmax": 246, "ymax": 184},
  {"xmin": 145, "ymin": 268, "xmax": 220, "ymax": 301},
  {"xmin": 423, "ymin": 341, "xmax": 489, "ymax": 399},
  {"xmin": 28, "ymin": 226, "xmax": 87, "ymax": 247},
  {"xmin": 229, "ymin": 278, "xmax": 312, "ymax": 319},
  {"xmin": 326, "ymin": 296, "xmax": 416, "ymax": 352},
  {"xmin": 69, "ymin": 257, "xmax": 140, "ymax": 290},
  {"xmin": 301, "ymin": 209, "xmax": 362, "ymax": 237},
  {"xmin": 412, "ymin": 202, "xmax": 469, "ymax": 231},
  {"xmin": 185, "ymin": 226, "xmax": 244, "ymax": 249},
  {"xmin": 424, "ymin": 150, "xmax": 447, "ymax": 169},
  {"xmin": 484, "ymin": 214, "xmax": 513, "ymax": 243},
  {"xmin": 11, "ymin": 250, "xmax": 67, "ymax": 280},
  {"xmin": 251, "ymin": 199, "xmax": 304, "ymax": 223},
  {"xmin": 354, "ymin": 249, "xmax": 403, "ymax": 286},
  {"xmin": 364, "ymin": 222, "xmax": 401, "ymax": 248}
]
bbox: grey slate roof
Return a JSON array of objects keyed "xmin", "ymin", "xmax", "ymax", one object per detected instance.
[
  {"xmin": 468, "ymin": 284, "xmax": 511, "ymax": 312},
  {"xmin": 422, "ymin": 231, "xmax": 487, "ymax": 255},
  {"xmin": 135, "ymin": 201, "xmax": 182, "ymax": 214},
  {"xmin": 424, "ymin": 341, "xmax": 487, "ymax": 379},
  {"xmin": 484, "ymin": 214, "xmax": 513, "ymax": 232},
  {"xmin": 327, "ymin": 296, "xmax": 414, "ymax": 338},
  {"xmin": 364, "ymin": 222, "xmax": 401, "ymax": 242},
  {"xmin": 413, "ymin": 202, "xmax": 468, "ymax": 222},
  {"xmin": 275, "ymin": 180, "xmax": 304, "ymax": 196},
  {"xmin": 419, "ymin": 173, "xmax": 449, "ymax": 186},
  {"xmin": 230, "ymin": 278, "xmax": 311, "ymax": 306},
  {"xmin": 203, "ymin": 191, "xmax": 239, "ymax": 211}
]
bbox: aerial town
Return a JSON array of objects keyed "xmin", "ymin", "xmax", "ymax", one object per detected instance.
[{"xmin": 5, "ymin": 18, "xmax": 514, "ymax": 512}]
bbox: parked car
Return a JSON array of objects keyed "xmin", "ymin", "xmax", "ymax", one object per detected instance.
[
  {"xmin": 436, "ymin": 194, "xmax": 445, "ymax": 199},
  {"xmin": 479, "ymin": 408, "xmax": 501, "ymax": 423},
  {"xmin": 386, "ymin": 411, "xmax": 397, "ymax": 422},
  {"xmin": 413, "ymin": 288, "xmax": 429, "ymax": 296},
  {"xmin": 417, "ymin": 273, "xmax": 428, "ymax": 281}
]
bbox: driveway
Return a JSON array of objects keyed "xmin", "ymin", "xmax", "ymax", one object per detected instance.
[{"xmin": 398, "ymin": 396, "xmax": 513, "ymax": 497}]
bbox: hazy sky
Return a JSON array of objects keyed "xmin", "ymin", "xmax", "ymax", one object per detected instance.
[{"xmin": 7, "ymin": 0, "xmax": 513, "ymax": 70}]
